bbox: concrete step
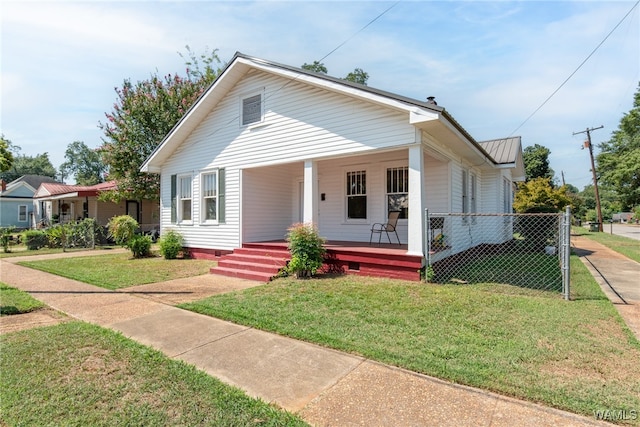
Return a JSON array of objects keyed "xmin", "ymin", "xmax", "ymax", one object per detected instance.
[{"xmin": 209, "ymin": 266, "xmax": 276, "ymax": 282}]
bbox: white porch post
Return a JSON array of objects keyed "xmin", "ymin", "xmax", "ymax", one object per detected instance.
[
  {"xmin": 303, "ymin": 160, "xmax": 319, "ymax": 224},
  {"xmin": 407, "ymin": 144, "xmax": 425, "ymax": 256}
]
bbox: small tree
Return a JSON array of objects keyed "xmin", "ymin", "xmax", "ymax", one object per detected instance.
[
  {"xmin": 159, "ymin": 230, "xmax": 184, "ymax": 259},
  {"xmin": 107, "ymin": 215, "xmax": 151, "ymax": 258},
  {"xmin": 285, "ymin": 223, "xmax": 326, "ymax": 278}
]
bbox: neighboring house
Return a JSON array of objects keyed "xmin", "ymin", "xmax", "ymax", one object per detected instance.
[
  {"xmin": 0, "ymin": 175, "xmax": 59, "ymax": 229},
  {"xmin": 33, "ymin": 181, "xmax": 160, "ymax": 233},
  {"xmin": 613, "ymin": 212, "xmax": 634, "ymax": 223},
  {"xmin": 140, "ymin": 53, "xmax": 525, "ymax": 280}
]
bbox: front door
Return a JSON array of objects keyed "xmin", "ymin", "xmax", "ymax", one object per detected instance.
[{"xmin": 126, "ymin": 200, "xmax": 140, "ymax": 223}]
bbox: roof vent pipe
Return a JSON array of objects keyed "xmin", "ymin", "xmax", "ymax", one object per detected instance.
[{"xmin": 426, "ymin": 96, "xmax": 437, "ymax": 105}]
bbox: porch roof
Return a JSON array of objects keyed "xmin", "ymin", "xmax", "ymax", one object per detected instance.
[{"xmin": 34, "ymin": 181, "xmax": 117, "ymax": 200}]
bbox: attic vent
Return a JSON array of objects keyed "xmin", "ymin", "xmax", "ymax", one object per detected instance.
[{"xmin": 242, "ymin": 94, "xmax": 262, "ymax": 126}]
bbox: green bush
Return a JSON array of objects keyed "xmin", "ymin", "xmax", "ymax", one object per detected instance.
[
  {"xmin": 45, "ymin": 224, "xmax": 69, "ymax": 248},
  {"xmin": 285, "ymin": 223, "xmax": 326, "ymax": 278},
  {"xmin": 126, "ymin": 234, "xmax": 152, "ymax": 258},
  {"xmin": 0, "ymin": 227, "xmax": 15, "ymax": 253},
  {"xmin": 107, "ymin": 215, "xmax": 138, "ymax": 246},
  {"xmin": 159, "ymin": 230, "xmax": 184, "ymax": 259},
  {"xmin": 24, "ymin": 230, "xmax": 48, "ymax": 250}
]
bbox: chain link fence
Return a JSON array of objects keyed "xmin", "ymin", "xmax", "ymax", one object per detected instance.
[
  {"xmin": 425, "ymin": 209, "xmax": 571, "ymax": 299},
  {"xmin": 25, "ymin": 218, "xmax": 111, "ymax": 252}
]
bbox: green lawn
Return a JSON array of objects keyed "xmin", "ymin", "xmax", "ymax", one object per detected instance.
[
  {"xmin": 181, "ymin": 255, "xmax": 640, "ymax": 423},
  {"xmin": 0, "ymin": 282, "xmax": 45, "ymax": 315},
  {"xmin": 18, "ymin": 252, "xmax": 216, "ymax": 290},
  {"xmin": 0, "ymin": 322, "xmax": 306, "ymax": 426}
]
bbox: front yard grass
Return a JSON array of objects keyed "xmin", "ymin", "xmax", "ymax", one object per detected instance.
[
  {"xmin": 181, "ymin": 255, "xmax": 640, "ymax": 423},
  {"xmin": 0, "ymin": 321, "xmax": 306, "ymax": 426},
  {"xmin": 18, "ymin": 252, "xmax": 215, "ymax": 290},
  {"xmin": 0, "ymin": 282, "xmax": 45, "ymax": 315}
]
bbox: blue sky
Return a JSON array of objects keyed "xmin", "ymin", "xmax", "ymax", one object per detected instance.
[{"xmin": 2, "ymin": 1, "xmax": 638, "ymax": 190}]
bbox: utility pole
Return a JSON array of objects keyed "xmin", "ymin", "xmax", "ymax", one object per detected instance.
[{"xmin": 573, "ymin": 125, "xmax": 604, "ymax": 232}]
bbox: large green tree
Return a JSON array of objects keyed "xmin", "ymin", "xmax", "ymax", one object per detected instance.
[
  {"xmin": 0, "ymin": 135, "xmax": 14, "ymax": 173},
  {"xmin": 523, "ymin": 144, "xmax": 554, "ymax": 182},
  {"xmin": 301, "ymin": 62, "xmax": 370, "ymax": 85},
  {"xmin": 513, "ymin": 177, "xmax": 570, "ymax": 213},
  {"xmin": 60, "ymin": 141, "xmax": 107, "ymax": 186},
  {"xmin": 0, "ymin": 152, "xmax": 57, "ymax": 183},
  {"xmin": 99, "ymin": 48, "xmax": 222, "ymax": 202},
  {"xmin": 596, "ymin": 83, "xmax": 640, "ymax": 210}
]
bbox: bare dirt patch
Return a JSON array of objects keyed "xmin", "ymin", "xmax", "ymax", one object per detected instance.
[{"xmin": 0, "ymin": 308, "xmax": 70, "ymax": 334}]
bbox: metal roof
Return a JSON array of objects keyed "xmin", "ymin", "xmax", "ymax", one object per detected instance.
[{"xmin": 478, "ymin": 137, "xmax": 522, "ymax": 165}]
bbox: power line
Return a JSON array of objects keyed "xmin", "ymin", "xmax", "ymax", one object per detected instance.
[
  {"xmin": 317, "ymin": 1, "xmax": 401, "ymax": 64},
  {"xmin": 510, "ymin": 0, "xmax": 640, "ymax": 136}
]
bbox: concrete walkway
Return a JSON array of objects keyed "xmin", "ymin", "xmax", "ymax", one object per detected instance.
[{"xmin": 1, "ymin": 247, "xmax": 629, "ymax": 426}]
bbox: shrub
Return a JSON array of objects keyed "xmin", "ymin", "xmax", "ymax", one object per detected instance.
[
  {"xmin": 107, "ymin": 215, "xmax": 138, "ymax": 246},
  {"xmin": 0, "ymin": 227, "xmax": 15, "ymax": 253},
  {"xmin": 45, "ymin": 224, "xmax": 69, "ymax": 248},
  {"xmin": 159, "ymin": 230, "xmax": 184, "ymax": 259},
  {"xmin": 285, "ymin": 223, "xmax": 326, "ymax": 278},
  {"xmin": 24, "ymin": 230, "xmax": 48, "ymax": 250},
  {"xmin": 126, "ymin": 234, "xmax": 152, "ymax": 258}
]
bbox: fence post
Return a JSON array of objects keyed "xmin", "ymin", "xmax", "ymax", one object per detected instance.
[
  {"xmin": 424, "ymin": 209, "xmax": 431, "ymax": 272},
  {"xmin": 562, "ymin": 206, "xmax": 572, "ymax": 300}
]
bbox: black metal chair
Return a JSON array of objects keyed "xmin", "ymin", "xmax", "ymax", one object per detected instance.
[{"xmin": 370, "ymin": 211, "xmax": 401, "ymax": 245}]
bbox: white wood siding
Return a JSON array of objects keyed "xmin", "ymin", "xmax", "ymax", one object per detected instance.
[
  {"xmin": 243, "ymin": 163, "xmax": 300, "ymax": 242},
  {"xmin": 158, "ymin": 70, "xmax": 418, "ymax": 250}
]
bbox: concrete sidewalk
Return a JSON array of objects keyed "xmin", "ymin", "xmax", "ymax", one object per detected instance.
[
  {"xmin": 572, "ymin": 235, "xmax": 640, "ymax": 341},
  {"xmin": 1, "ymin": 251, "xmax": 618, "ymax": 426}
]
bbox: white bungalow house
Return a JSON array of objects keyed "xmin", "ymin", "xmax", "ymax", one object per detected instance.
[{"xmin": 141, "ymin": 53, "xmax": 525, "ymax": 281}]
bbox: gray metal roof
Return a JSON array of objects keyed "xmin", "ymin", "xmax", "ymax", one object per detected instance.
[
  {"xmin": 9, "ymin": 174, "xmax": 59, "ymax": 189},
  {"xmin": 478, "ymin": 137, "xmax": 522, "ymax": 164}
]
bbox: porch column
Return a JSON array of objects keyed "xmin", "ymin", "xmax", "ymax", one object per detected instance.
[
  {"xmin": 303, "ymin": 160, "xmax": 319, "ymax": 224},
  {"xmin": 408, "ymin": 144, "xmax": 425, "ymax": 256}
]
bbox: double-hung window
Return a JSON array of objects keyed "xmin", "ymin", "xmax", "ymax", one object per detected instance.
[
  {"xmin": 346, "ymin": 170, "xmax": 367, "ymax": 220},
  {"xmin": 386, "ymin": 166, "xmax": 408, "ymax": 219},
  {"xmin": 462, "ymin": 169, "xmax": 469, "ymax": 221},
  {"xmin": 241, "ymin": 93, "xmax": 262, "ymax": 126},
  {"xmin": 179, "ymin": 175, "xmax": 192, "ymax": 222},
  {"xmin": 503, "ymin": 178, "xmax": 512, "ymax": 213},
  {"xmin": 200, "ymin": 169, "xmax": 225, "ymax": 223},
  {"xmin": 470, "ymin": 173, "xmax": 477, "ymax": 223},
  {"xmin": 18, "ymin": 205, "xmax": 27, "ymax": 222}
]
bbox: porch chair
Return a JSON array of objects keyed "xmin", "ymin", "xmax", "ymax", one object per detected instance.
[{"xmin": 369, "ymin": 210, "xmax": 401, "ymax": 246}]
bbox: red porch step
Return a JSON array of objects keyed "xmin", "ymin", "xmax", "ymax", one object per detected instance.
[
  {"xmin": 209, "ymin": 246, "xmax": 290, "ymax": 282},
  {"xmin": 209, "ymin": 242, "xmax": 423, "ymax": 282}
]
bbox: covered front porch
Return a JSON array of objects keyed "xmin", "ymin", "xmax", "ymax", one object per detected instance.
[{"xmin": 240, "ymin": 145, "xmax": 451, "ymax": 259}]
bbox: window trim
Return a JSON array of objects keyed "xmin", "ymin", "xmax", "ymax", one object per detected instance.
[
  {"xmin": 18, "ymin": 204, "xmax": 28, "ymax": 222},
  {"xmin": 344, "ymin": 168, "xmax": 368, "ymax": 223},
  {"xmin": 240, "ymin": 90, "xmax": 264, "ymax": 127},
  {"xmin": 200, "ymin": 169, "xmax": 219, "ymax": 224},
  {"xmin": 461, "ymin": 169, "xmax": 469, "ymax": 222},
  {"xmin": 503, "ymin": 177, "xmax": 512, "ymax": 213},
  {"xmin": 177, "ymin": 174, "xmax": 193, "ymax": 224},
  {"xmin": 384, "ymin": 163, "xmax": 409, "ymax": 221}
]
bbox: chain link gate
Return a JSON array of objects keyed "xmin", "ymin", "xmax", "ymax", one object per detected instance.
[{"xmin": 425, "ymin": 208, "xmax": 571, "ymax": 299}]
